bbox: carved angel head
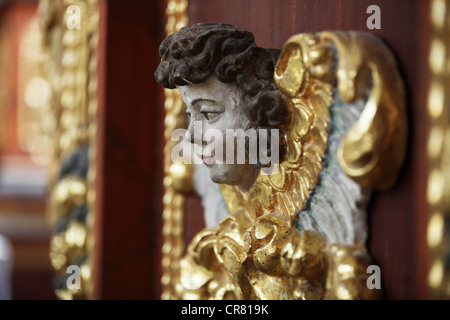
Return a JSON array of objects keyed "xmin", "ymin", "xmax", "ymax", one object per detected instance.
[{"xmin": 155, "ymin": 23, "xmax": 292, "ymax": 189}]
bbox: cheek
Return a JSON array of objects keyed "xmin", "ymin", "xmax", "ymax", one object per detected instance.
[{"xmin": 218, "ymin": 108, "xmax": 249, "ymax": 131}]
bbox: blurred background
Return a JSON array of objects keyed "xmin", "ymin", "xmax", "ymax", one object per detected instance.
[
  {"xmin": 0, "ymin": 0, "xmax": 168, "ymax": 300},
  {"xmin": 0, "ymin": 0, "xmax": 55, "ymax": 299}
]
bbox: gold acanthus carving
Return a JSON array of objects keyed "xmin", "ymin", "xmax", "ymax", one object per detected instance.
[{"xmin": 174, "ymin": 30, "xmax": 404, "ymax": 300}]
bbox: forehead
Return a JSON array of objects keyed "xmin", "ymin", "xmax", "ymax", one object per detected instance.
[{"xmin": 177, "ymin": 75, "xmax": 242, "ymax": 106}]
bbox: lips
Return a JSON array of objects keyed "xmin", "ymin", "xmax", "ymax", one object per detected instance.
[{"xmin": 202, "ymin": 155, "xmax": 215, "ymax": 165}]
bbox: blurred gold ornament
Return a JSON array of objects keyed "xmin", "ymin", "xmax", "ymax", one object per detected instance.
[
  {"xmin": 427, "ymin": 0, "xmax": 450, "ymax": 299},
  {"xmin": 160, "ymin": 0, "xmax": 192, "ymax": 300},
  {"xmin": 39, "ymin": 0, "xmax": 99, "ymax": 300}
]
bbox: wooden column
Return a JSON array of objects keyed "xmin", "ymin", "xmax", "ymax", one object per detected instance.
[{"xmin": 93, "ymin": 0, "xmax": 167, "ymax": 299}]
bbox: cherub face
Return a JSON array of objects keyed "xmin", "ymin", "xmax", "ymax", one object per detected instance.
[{"xmin": 177, "ymin": 75, "xmax": 260, "ymax": 190}]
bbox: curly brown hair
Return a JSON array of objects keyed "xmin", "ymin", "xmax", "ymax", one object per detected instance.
[{"xmin": 154, "ymin": 23, "xmax": 291, "ymax": 162}]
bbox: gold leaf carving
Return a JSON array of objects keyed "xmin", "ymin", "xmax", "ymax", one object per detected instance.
[{"xmin": 169, "ymin": 29, "xmax": 406, "ymax": 300}]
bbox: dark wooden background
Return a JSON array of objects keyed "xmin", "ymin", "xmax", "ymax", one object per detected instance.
[{"xmin": 94, "ymin": 0, "xmax": 431, "ymax": 299}]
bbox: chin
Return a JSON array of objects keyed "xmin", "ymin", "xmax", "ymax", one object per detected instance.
[
  {"xmin": 207, "ymin": 164, "xmax": 234, "ymax": 185},
  {"xmin": 208, "ymin": 170, "xmax": 228, "ymax": 184},
  {"xmin": 207, "ymin": 164, "xmax": 253, "ymax": 187}
]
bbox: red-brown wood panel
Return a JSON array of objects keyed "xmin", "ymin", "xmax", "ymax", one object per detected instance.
[
  {"xmin": 187, "ymin": 0, "xmax": 431, "ymax": 299},
  {"xmin": 94, "ymin": 0, "xmax": 166, "ymax": 299}
]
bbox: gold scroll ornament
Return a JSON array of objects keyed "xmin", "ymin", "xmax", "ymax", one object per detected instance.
[
  {"xmin": 174, "ymin": 30, "xmax": 406, "ymax": 300},
  {"xmin": 275, "ymin": 31, "xmax": 407, "ymax": 190}
]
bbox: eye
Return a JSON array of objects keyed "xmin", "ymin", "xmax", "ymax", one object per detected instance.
[{"xmin": 202, "ymin": 112, "xmax": 219, "ymax": 121}]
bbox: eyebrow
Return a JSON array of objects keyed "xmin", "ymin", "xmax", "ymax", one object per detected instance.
[{"xmin": 191, "ymin": 98, "xmax": 216, "ymax": 107}]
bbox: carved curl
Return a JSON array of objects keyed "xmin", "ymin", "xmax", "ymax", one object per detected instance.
[{"xmin": 154, "ymin": 23, "xmax": 292, "ymax": 160}]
